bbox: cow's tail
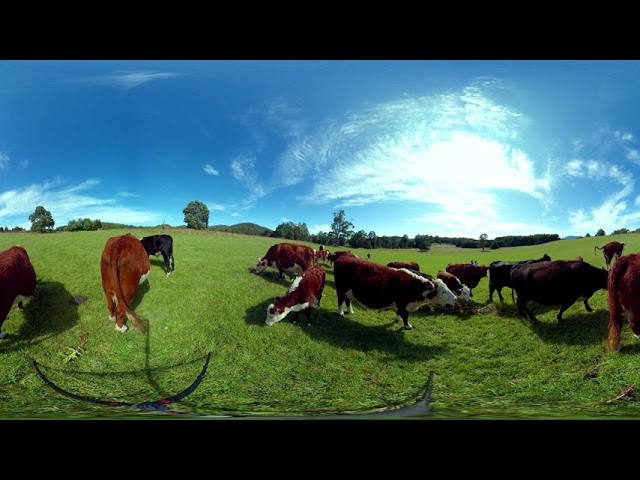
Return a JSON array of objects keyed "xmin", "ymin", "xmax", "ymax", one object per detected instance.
[
  {"xmin": 111, "ymin": 241, "xmax": 148, "ymax": 336},
  {"xmin": 594, "ymin": 245, "xmax": 602, "ymax": 255},
  {"xmin": 607, "ymin": 257, "xmax": 625, "ymax": 352}
]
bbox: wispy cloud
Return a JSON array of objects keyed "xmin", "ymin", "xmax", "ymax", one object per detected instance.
[
  {"xmin": 85, "ymin": 71, "xmax": 178, "ymax": 91},
  {"xmin": 0, "ymin": 153, "xmax": 8, "ymax": 169},
  {"xmin": 0, "ymin": 178, "xmax": 163, "ymax": 229},
  {"xmin": 208, "ymin": 203, "xmax": 225, "ymax": 211},
  {"xmin": 118, "ymin": 191, "xmax": 141, "ymax": 197},
  {"xmin": 204, "ymin": 164, "xmax": 219, "ymax": 176}
]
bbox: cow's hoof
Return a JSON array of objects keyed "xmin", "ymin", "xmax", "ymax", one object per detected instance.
[
  {"xmin": 109, "ymin": 315, "xmax": 116, "ymax": 322},
  {"xmin": 0, "ymin": 331, "xmax": 6, "ymax": 339},
  {"xmin": 115, "ymin": 324, "xmax": 128, "ymax": 333}
]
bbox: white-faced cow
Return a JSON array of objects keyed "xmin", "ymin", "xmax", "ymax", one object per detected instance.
[
  {"xmin": 333, "ymin": 256, "xmax": 456, "ymax": 330},
  {"xmin": 0, "ymin": 246, "xmax": 37, "ymax": 339},
  {"xmin": 607, "ymin": 253, "xmax": 640, "ymax": 352},
  {"xmin": 255, "ymin": 243, "xmax": 315, "ymax": 280},
  {"xmin": 266, "ymin": 264, "xmax": 326, "ymax": 326},
  {"xmin": 100, "ymin": 234, "xmax": 151, "ymax": 333},
  {"xmin": 594, "ymin": 241, "xmax": 625, "ymax": 269},
  {"xmin": 140, "ymin": 234, "xmax": 174, "ymax": 276},
  {"xmin": 445, "ymin": 263, "xmax": 489, "ymax": 298},
  {"xmin": 437, "ymin": 270, "xmax": 471, "ymax": 302},
  {"xmin": 510, "ymin": 259, "xmax": 608, "ymax": 323},
  {"xmin": 387, "ymin": 261, "xmax": 420, "ymax": 271},
  {"xmin": 488, "ymin": 254, "xmax": 551, "ymax": 303}
]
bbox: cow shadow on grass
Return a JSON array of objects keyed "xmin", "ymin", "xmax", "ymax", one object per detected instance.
[
  {"xmin": 149, "ymin": 257, "xmax": 168, "ymax": 273},
  {"xmin": 244, "ymin": 299, "xmax": 449, "ymax": 362},
  {"xmin": 248, "ymin": 268, "xmax": 293, "ymax": 287},
  {"xmin": 523, "ymin": 309, "xmax": 610, "ymax": 346},
  {"xmin": 0, "ymin": 280, "xmax": 79, "ymax": 354}
]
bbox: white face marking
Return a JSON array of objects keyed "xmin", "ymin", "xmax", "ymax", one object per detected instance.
[
  {"xmin": 266, "ymin": 301, "xmax": 310, "ymax": 325},
  {"xmin": 424, "ymin": 279, "xmax": 457, "ymax": 306},
  {"xmin": 457, "ymin": 286, "xmax": 471, "ymax": 302},
  {"xmin": 255, "ymin": 259, "xmax": 268, "ymax": 274}
]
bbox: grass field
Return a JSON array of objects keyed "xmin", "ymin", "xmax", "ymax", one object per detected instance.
[{"xmin": 2, "ymin": 229, "xmax": 640, "ymax": 420}]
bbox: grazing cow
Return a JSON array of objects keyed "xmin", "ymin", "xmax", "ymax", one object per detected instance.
[
  {"xmin": 0, "ymin": 246, "xmax": 37, "ymax": 339},
  {"xmin": 334, "ymin": 258, "xmax": 456, "ymax": 330},
  {"xmin": 266, "ymin": 264, "xmax": 326, "ymax": 326},
  {"xmin": 510, "ymin": 260, "xmax": 608, "ymax": 323},
  {"xmin": 488, "ymin": 254, "xmax": 551, "ymax": 303},
  {"xmin": 100, "ymin": 234, "xmax": 151, "ymax": 333},
  {"xmin": 387, "ymin": 261, "xmax": 420, "ymax": 271},
  {"xmin": 315, "ymin": 249, "xmax": 330, "ymax": 263},
  {"xmin": 606, "ymin": 253, "xmax": 640, "ymax": 351},
  {"xmin": 594, "ymin": 241, "xmax": 625, "ymax": 269},
  {"xmin": 255, "ymin": 243, "xmax": 315, "ymax": 280},
  {"xmin": 437, "ymin": 270, "xmax": 471, "ymax": 302},
  {"xmin": 139, "ymin": 234, "xmax": 175, "ymax": 276},
  {"xmin": 445, "ymin": 263, "xmax": 489, "ymax": 298}
]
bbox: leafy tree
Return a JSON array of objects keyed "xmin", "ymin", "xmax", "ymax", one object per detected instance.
[
  {"xmin": 329, "ymin": 209, "xmax": 354, "ymax": 246},
  {"xmin": 596, "ymin": 228, "xmax": 605, "ymax": 237},
  {"xmin": 479, "ymin": 233, "xmax": 488, "ymax": 251},
  {"xmin": 612, "ymin": 228, "xmax": 629, "ymax": 235},
  {"xmin": 585, "ymin": 233, "xmax": 591, "ymax": 237},
  {"xmin": 29, "ymin": 205, "xmax": 55, "ymax": 232},
  {"xmin": 183, "ymin": 200, "xmax": 210, "ymax": 230}
]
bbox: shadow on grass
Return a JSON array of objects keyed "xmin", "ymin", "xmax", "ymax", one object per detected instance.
[
  {"xmin": 0, "ymin": 280, "xmax": 79, "ymax": 354},
  {"xmin": 247, "ymin": 267, "xmax": 293, "ymax": 286},
  {"xmin": 526, "ymin": 309, "xmax": 610, "ymax": 346},
  {"xmin": 244, "ymin": 299, "xmax": 449, "ymax": 362},
  {"xmin": 149, "ymin": 257, "xmax": 169, "ymax": 273}
]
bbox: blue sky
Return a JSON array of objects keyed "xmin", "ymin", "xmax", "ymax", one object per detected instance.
[{"xmin": 2, "ymin": 59, "xmax": 640, "ymax": 239}]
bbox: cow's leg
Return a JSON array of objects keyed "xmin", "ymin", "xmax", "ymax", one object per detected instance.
[
  {"xmin": 556, "ymin": 302, "xmax": 574, "ymax": 322},
  {"xmin": 162, "ymin": 253, "xmax": 171, "ymax": 276},
  {"xmin": 517, "ymin": 296, "xmax": 538, "ymax": 322},
  {"xmin": 0, "ymin": 300, "xmax": 12, "ymax": 339},
  {"xmin": 489, "ymin": 282, "xmax": 494, "ymax": 302},
  {"xmin": 497, "ymin": 287, "xmax": 504, "ymax": 303},
  {"xmin": 398, "ymin": 309, "xmax": 413, "ymax": 330},
  {"xmin": 583, "ymin": 298, "xmax": 593, "ymax": 312}
]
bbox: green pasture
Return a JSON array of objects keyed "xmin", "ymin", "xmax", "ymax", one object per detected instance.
[{"xmin": 2, "ymin": 229, "xmax": 640, "ymax": 419}]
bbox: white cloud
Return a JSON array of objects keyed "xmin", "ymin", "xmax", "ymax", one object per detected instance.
[
  {"xmin": 311, "ymin": 224, "xmax": 331, "ymax": 234},
  {"xmin": 0, "ymin": 153, "xmax": 8, "ymax": 169},
  {"xmin": 86, "ymin": 71, "xmax": 178, "ymax": 91},
  {"xmin": 118, "ymin": 191, "xmax": 140, "ymax": 197},
  {"xmin": 208, "ymin": 203, "xmax": 225, "ymax": 211},
  {"xmin": 204, "ymin": 164, "xmax": 219, "ymax": 176}
]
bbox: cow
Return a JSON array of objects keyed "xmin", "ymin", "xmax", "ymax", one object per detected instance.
[
  {"xmin": 266, "ymin": 264, "xmax": 326, "ymax": 326},
  {"xmin": 510, "ymin": 259, "xmax": 608, "ymax": 323},
  {"xmin": 387, "ymin": 261, "xmax": 420, "ymax": 271},
  {"xmin": 594, "ymin": 241, "xmax": 625, "ymax": 269},
  {"xmin": 333, "ymin": 257, "xmax": 456, "ymax": 330},
  {"xmin": 488, "ymin": 254, "xmax": 552, "ymax": 303},
  {"xmin": 255, "ymin": 243, "xmax": 315, "ymax": 280},
  {"xmin": 437, "ymin": 270, "xmax": 471, "ymax": 302},
  {"xmin": 606, "ymin": 253, "xmax": 640, "ymax": 351},
  {"xmin": 140, "ymin": 234, "xmax": 175, "ymax": 276},
  {"xmin": 100, "ymin": 233, "xmax": 151, "ymax": 333},
  {"xmin": 315, "ymin": 249, "xmax": 330, "ymax": 263},
  {"xmin": 328, "ymin": 250, "xmax": 357, "ymax": 264},
  {"xmin": 0, "ymin": 246, "xmax": 37, "ymax": 339},
  {"xmin": 445, "ymin": 263, "xmax": 489, "ymax": 298}
]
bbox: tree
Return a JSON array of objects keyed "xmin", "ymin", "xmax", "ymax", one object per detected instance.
[
  {"xmin": 29, "ymin": 205, "xmax": 55, "ymax": 232},
  {"xmin": 479, "ymin": 233, "xmax": 488, "ymax": 252},
  {"xmin": 585, "ymin": 233, "xmax": 591, "ymax": 237},
  {"xmin": 329, "ymin": 209, "xmax": 354, "ymax": 246},
  {"xmin": 596, "ymin": 228, "xmax": 605, "ymax": 237},
  {"xmin": 183, "ymin": 200, "xmax": 210, "ymax": 230}
]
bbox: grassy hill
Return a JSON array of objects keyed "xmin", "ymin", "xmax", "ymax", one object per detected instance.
[{"xmin": 208, "ymin": 222, "xmax": 273, "ymax": 237}]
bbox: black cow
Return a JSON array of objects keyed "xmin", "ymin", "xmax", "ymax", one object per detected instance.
[
  {"xmin": 139, "ymin": 234, "xmax": 175, "ymax": 276},
  {"xmin": 510, "ymin": 260, "xmax": 608, "ymax": 323},
  {"xmin": 488, "ymin": 254, "xmax": 551, "ymax": 303}
]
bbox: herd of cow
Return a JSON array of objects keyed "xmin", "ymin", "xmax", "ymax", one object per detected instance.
[{"xmin": 0, "ymin": 234, "xmax": 637, "ymax": 351}]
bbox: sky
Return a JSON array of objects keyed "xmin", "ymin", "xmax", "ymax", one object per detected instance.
[{"xmin": 2, "ymin": 59, "xmax": 640, "ymax": 240}]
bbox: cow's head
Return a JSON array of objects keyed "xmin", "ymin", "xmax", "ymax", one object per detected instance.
[
  {"xmin": 255, "ymin": 258, "xmax": 269, "ymax": 274},
  {"xmin": 455, "ymin": 285, "xmax": 472, "ymax": 302},
  {"xmin": 266, "ymin": 298, "xmax": 288, "ymax": 325},
  {"xmin": 426, "ymin": 278, "xmax": 457, "ymax": 307}
]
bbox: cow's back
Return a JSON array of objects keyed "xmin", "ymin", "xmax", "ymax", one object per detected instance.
[{"xmin": 607, "ymin": 254, "xmax": 640, "ymax": 351}]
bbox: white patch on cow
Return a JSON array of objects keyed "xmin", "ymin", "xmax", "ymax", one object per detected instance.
[
  {"xmin": 139, "ymin": 269, "xmax": 150, "ymax": 285},
  {"xmin": 109, "ymin": 315, "xmax": 116, "ymax": 322},
  {"xmin": 337, "ymin": 306, "xmax": 345, "ymax": 317},
  {"xmin": 255, "ymin": 258, "xmax": 268, "ymax": 274},
  {"xmin": 0, "ymin": 331, "xmax": 6, "ymax": 339},
  {"xmin": 266, "ymin": 301, "xmax": 310, "ymax": 326},
  {"xmin": 13, "ymin": 294, "xmax": 27, "ymax": 309},
  {"xmin": 115, "ymin": 323, "xmax": 128, "ymax": 333},
  {"xmin": 287, "ymin": 275, "xmax": 303, "ymax": 294},
  {"xmin": 424, "ymin": 279, "xmax": 457, "ymax": 306},
  {"xmin": 398, "ymin": 268, "xmax": 437, "ymax": 292}
]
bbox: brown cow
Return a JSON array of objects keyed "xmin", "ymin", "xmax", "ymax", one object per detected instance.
[
  {"xmin": 255, "ymin": 243, "xmax": 315, "ymax": 280},
  {"xmin": 0, "ymin": 246, "xmax": 37, "ymax": 339},
  {"xmin": 266, "ymin": 264, "xmax": 326, "ymax": 326},
  {"xmin": 387, "ymin": 261, "xmax": 420, "ymax": 270},
  {"xmin": 594, "ymin": 241, "xmax": 625, "ymax": 269},
  {"xmin": 445, "ymin": 263, "xmax": 489, "ymax": 298},
  {"xmin": 100, "ymin": 233, "xmax": 151, "ymax": 333},
  {"xmin": 437, "ymin": 270, "xmax": 471, "ymax": 302},
  {"xmin": 607, "ymin": 253, "xmax": 640, "ymax": 351}
]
